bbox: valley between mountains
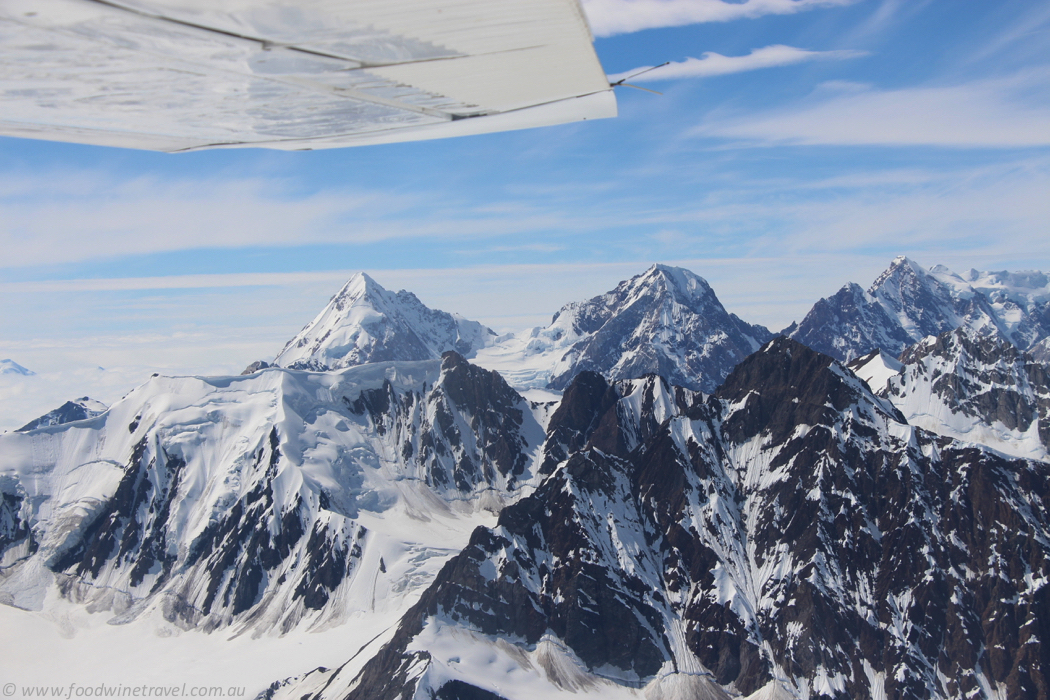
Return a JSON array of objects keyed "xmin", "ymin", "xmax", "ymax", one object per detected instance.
[{"xmin": 2, "ymin": 257, "xmax": 1049, "ymax": 700}]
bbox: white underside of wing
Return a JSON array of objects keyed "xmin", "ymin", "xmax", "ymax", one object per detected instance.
[{"xmin": 0, "ymin": 0, "xmax": 616, "ymax": 151}]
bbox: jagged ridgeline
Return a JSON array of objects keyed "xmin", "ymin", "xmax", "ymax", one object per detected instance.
[
  {"xmin": 253, "ymin": 265, "xmax": 773, "ymax": 393},
  {"xmin": 2, "ymin": 259, "xmax": 1050, "ymax": 700},
  {"xmin": 785, "ymin": 256, "xmax": 1050, "ymax": 362},
  {"xmin": 264, "ymin": 339, "xmax": 1050, "ymax": 700}
]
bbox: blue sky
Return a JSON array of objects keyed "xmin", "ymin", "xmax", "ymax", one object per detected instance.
[{"xmin": 1, "ymin": 0, "xmax": 1049, "ymax": 427}]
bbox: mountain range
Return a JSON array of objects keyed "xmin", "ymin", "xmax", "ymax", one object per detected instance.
[
  {"xmin": 785, "ymin": 256, "xmax": 1050, "ymax": 362},
  {"xmin": 254, "ymin": 264, "xmax": 772, "ymax": 395},
  {"xmin": 3, "ymin": 257, "xmax": 1050, "ymax": 700}
]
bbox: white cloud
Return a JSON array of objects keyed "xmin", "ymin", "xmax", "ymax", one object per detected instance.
[
  {"xmin": 581, "ymin": 0, "xmax": 858, "ymax": 37},
  {"xmin": 0, "ymin": 174, "xmax": 377, "ymax": 266},
  {"xmin": 964, "ymin": 3, "xmax": 1050, "ymax": 66},
  {"xmin": 694, "ymin": 70, "xmax": 1050, "ymax": 147},
  {"xmin": 608, "ymin": 45, "xmax": 866, "ymax": 83},
  {"xmin": 0, "ymin": 172, "xmax": 621, "ymax": 267},
  {"xmin": 772, "ymin": 161, "xmax": 1050, "ymax": 256},
  {"xmin": 0, "ymin": 271, "xmax": 353, "ymax": 294}
]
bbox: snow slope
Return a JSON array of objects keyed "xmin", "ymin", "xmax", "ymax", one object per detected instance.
[
  {"xmin": 0, "ymin": 355, "xmax": 549, "ymax": 643},
  {"xmin": 1, "ymin": 359, "xmax": 35, "ymax": 376},
  {"xmin": 883, "ymin": 327, "xmax": 1050, "ymax": 461}
]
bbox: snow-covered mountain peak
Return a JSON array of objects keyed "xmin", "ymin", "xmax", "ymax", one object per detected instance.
[
  {"xmin": 16, "ymin": 396, "xmax": 108, "ymax": 432},
  {"xmin": 272, "ymin": 273, "xmax": 495, "ymax": 372},
  {"xmin": 789, "ymin": 257, "xmax": 1050, "ymax": 361},
  {"xmin": 548, "ymin": 265, "xmax": 716, "ymax": 331},
  {"xmin": 0, "ymin": 359, "xmax": 35, "ymax": 376},
  {"xmin": 471, "ymin": 265, "xmax": 771, "ymax": 394},
  {"xmin": 635, "ymin": 263, "xmax": 710, "ymax": 299},
  {"xmin": 866, "ymin": 256, "xmax": 965, "ymax": 337},
  {"xmin": 541, "ymin": 266, "xmax": 771, "ymax": 392},
  {"xmin": 868, "ymin": 254, "xmax": 925, "ymax": 292},
  {"xmin": 616, "ymin": 264, "xmax": 724, "ymax": 313},
  {"xmin": 334, "ymin": 271, "xmax": 380, "ymax": 304}
]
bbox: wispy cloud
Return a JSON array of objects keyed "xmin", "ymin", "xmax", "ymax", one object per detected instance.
[
  {"xmin": 694, "ymin": 70, "xmax": 1050, "ymax": 147},
  {"xmin": 0, "ymin": 174, "xmax": 378, "ymax": 266},
  {"xmin": 472, "ymin": 243, "xmax": 568, "ymax": 254},
  {"xmin": 608, "ymin": 45, "xmax": 866, "ymax": 83},
  {"xmin": 0, "ymin": 271, "xmax": 353, "ymax": 293},
  {"xmin": 0, "ymin": 171, "xmax": 620, "ymax": 267},
  {"xmin": 582, "ymin": 0, "xmax": 858, "ymax": 37},
  {"xmin": 964, "ymin": 2, "xmax": 1050, "ymax": 66}
]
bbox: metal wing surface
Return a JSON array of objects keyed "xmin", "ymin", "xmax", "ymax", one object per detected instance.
[{"xmin": 0, "ymin": 0, "xmax": 616, "ymax": 151}]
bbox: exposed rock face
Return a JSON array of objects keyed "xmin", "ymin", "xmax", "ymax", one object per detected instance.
[
  {"xmin": 880, "ymin": 326, "xmax": 1050, "ymax": 460},
  {"xmin": 240, "ymin": 360, "xmax": 272, "ymax": 375},
  {"xmin": 0, "ymin": 355, "xmax": 544, "ymax": 631},
  {"xmin": 543, "ymin": 264, "xmax": 772, "ymax": 393},
  {"xmin": 0, "ymin": 490, "xmax": 35, "ymax": 569},
  {"xmin": 16, "ymin": 397, "xmax": 107, "ymax": 432},
  {"xmin": 1030, "ymin": 336, "xmax": 1050, "ymax": 364},
  {"xmin": 787, "ymin": 256, "xmax": 1050, "ymax": 361},
  {"xmin": 273, "ymin": 273, "xmax": 495, "ymax": 371},
  {"xmin": 273, "ymin": 340, "xmax": 1050, "ymax": 700},
  {"xmin": 782, "ymin": 282, "xmax": 914, "ymax": 363}
]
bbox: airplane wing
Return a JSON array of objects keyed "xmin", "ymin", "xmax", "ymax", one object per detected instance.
[{"xmin": 0, "ymin": 0, "xmax": 616, "ymax": 151}]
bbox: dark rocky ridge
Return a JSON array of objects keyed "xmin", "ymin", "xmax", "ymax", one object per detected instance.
[
  {"xmin": 0, "ymin": 490, "xmax": 35, "ymax": 568},
  {"xmin": 288, "ymin": 339, "xmax": 1050, "ymax": 700}
]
